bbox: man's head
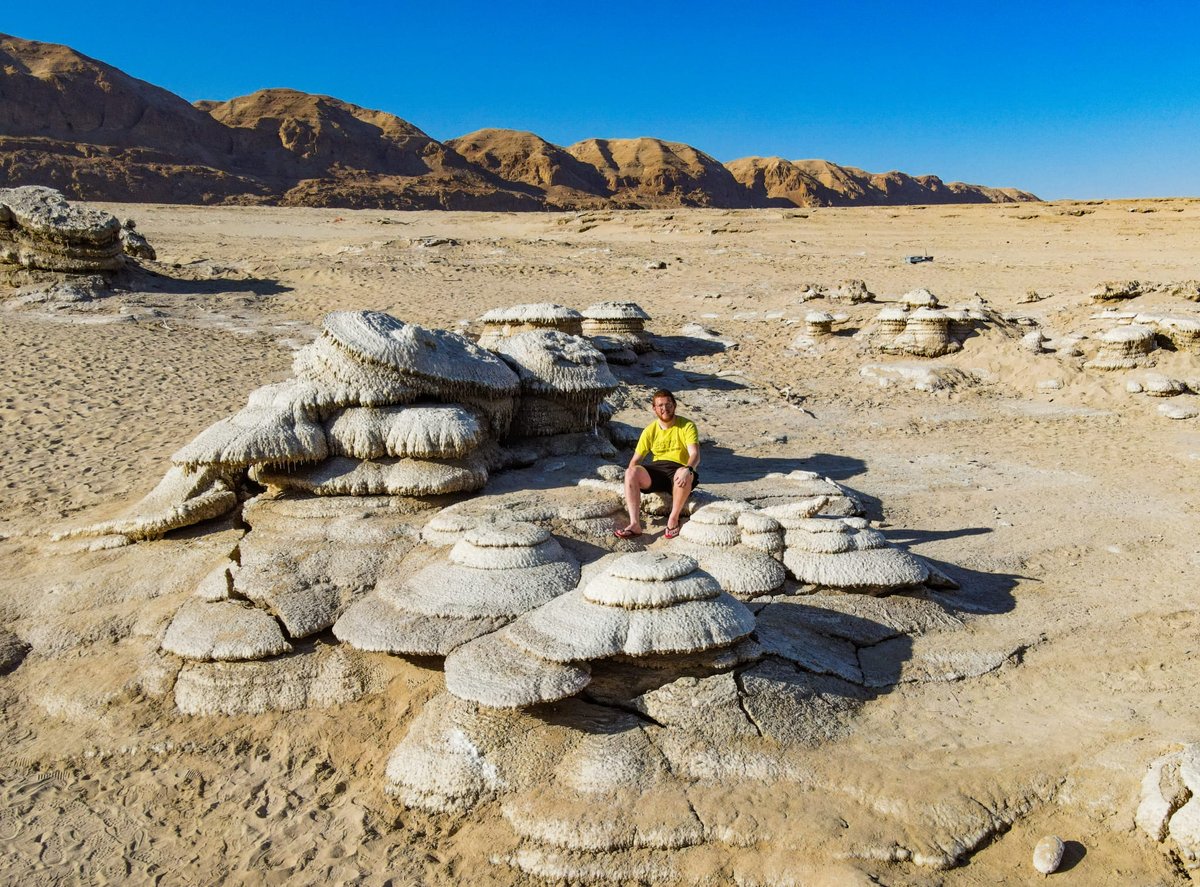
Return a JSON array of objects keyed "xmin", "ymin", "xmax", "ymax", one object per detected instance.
[{"xmin": 651, "ymin": 389, "xmax": 677, "ymax": 423}]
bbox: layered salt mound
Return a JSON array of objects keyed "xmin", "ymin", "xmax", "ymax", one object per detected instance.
[
  {"xmin": 674, "ymin": 502, "xmax": 787, "ymax": 600},
  {"xmin": 495, "ymin": 331, "xmax": 618, "ymax": 437},
  {"xmin": 882, "ymin": 307, "xmax": 960, "ymax": 358},
  {"xmin": 478, "ymin": 303, "xmax": 584, "ymax": 348},
  {"xmin": 447, "ymin": 552, "xmax": 755, "ymax": 708},
  {"xmin": 773, "ymin": 512, "xmax": 931, "ymax": 593},
  {"xmin": 0, "ymin": 185, "xmax": 124, "ymax": 272},
  {"xmin": 581, "ymin": 301, "xmax": 652, "ymax": 359},
  {"xmin": 335, "ymin": 520, "xmax": 580, "ymax": 656},
  {"xmin": 1085, "ymin": 324, "xmax": 1158, "ymax": 370}
]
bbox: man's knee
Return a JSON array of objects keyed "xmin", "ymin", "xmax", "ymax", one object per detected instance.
[{"xmin": 625, "ymin": 465, "xmax": 650, "ymax": 490}]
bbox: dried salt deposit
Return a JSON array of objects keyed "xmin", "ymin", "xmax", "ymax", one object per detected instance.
[{"xmin": 0, "ymin": 186, "xmax": 124, "ymax": 272}]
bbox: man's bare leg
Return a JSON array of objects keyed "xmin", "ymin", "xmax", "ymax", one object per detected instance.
[
  {"xmin": 667, "ymin": 473, "xmax": 694, "ymax": 530},
  {"xmin": 623, "ymin": 465, "xmax": 652, "ymax": 533}
]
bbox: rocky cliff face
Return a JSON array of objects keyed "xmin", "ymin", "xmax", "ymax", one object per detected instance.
[{"xmin": 0, "ymin": 33, "xmax": 1039, "ymax": 209}]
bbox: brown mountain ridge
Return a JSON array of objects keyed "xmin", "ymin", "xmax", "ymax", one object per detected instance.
[{"xmin": 0, "ymin": 33, "xmax": 1038, "ymax": 209}]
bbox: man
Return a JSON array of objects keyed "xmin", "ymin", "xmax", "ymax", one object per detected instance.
[{"xmin": 615, "ymin": 389, "xmax": 699, "ymax": 539}]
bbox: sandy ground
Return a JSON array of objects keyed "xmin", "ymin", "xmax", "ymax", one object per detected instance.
[{"xmin": 1, "ymin": 199, "xmax": 1199, "ymax": 885}]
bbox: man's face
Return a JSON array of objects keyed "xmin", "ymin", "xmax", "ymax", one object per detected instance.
[{"xmin": 652, "ymin": 397, "xmax": 676, "ymax": 422}]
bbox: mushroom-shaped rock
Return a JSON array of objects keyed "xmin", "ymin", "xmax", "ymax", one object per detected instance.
[
  {"xmin": 1149, "ymin": 315, "xmax": 1200, "ymax": 352},
  {"xmin": 804, "ymin": 311, "xmax": 835, "ymax": 338},
  {"xmin": 738, "ymin": 510, "xmax": 785, "ymax": 556},
  {"xmin": 886, "ymin": 308, "xmax": 959, "ymax": 358},
  {"xmin": 781, "ymin": 518, "xmax": 931, "ymax": 593},
  {"xmin": 325, "ymin": 404, "xmax": 487, "ymax": 459},
  {"xmin": 674, "ymin": 504, "xmax": 787, "ymax": 599},
  {"xmin": 335, "ymin": 522, "xmax": 579, "ymax": 656},
  {"xmin": 320, "ymin": 311, "xmax": 520, "ymax": 399},
  {"xmin": 1085, "ymin": 324, "xmax": 1158, "ymax": 370},
  {"xmin": 873, "ymin": 306, "xmax": 910, "ymax": 339},
  {"xmin": 581, "ymin": 301, "xmax": 652, "ymax": 353},
  {"xmin": 0, "ymin": 186, "xmax": 124, "ymax": 272},
  {"xmin": 161, "ymin": 600, "xmax": 292, "ymax": 661},
  {"xmin": 172, "ymin": 399, "xmax": 328, "ymax": 471},
  {"xmin": 478, "ymin": 303, "xmax": 584, "ymax": 347},
  {"xmin": 496, "ymin": 331, "xmax": 618, "ymax": 437},
  {"xmin": 505, "ymin": 552, "xmax": 754, "ymax": 665},
  {"xmin": 445, "ymin": 631, "xmax": 592, "ymax": 708}
]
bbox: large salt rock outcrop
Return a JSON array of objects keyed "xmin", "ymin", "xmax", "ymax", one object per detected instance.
[
  {"xmin": 494, "ymin": 331, "xmax": 617, "ymax": 438},
  {"xmin": 0, "ymin": 185, "xmax": 124, "ymax": 272},
  {"xmin": 477, "ymin": 303, "xmax": 584, "ymax": 349},
  {"xmin": 335, "ymin": 520, "xmax": 579, "ymax": 656}
]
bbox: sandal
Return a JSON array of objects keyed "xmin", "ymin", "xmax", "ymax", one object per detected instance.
[
  {"xmin": 664, "ymin": 524, "xmax": 681, "ymax": 540},
  {"xmin": 614, "ymin": 526, "xmax": 642, "ymax": 539}
]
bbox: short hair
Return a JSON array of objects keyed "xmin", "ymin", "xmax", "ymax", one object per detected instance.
[{"xmin": 650, "ymin": 389, "xmax": 676, "ymax": 405}]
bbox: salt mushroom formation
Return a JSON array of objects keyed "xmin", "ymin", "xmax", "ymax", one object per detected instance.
[
  {"xmin": 673, "ymin": 502, "xmax": 787, "ymax": 600},
  {"xmin": 885, "ymin": 307, "xmax": 959, "ymax": 357},
  {"xmin": 764, "ymin": 504, "xmax": 931, "ymax": 593},
  {"xmin": 581, "ymin": 301, "xmax": 653, "ymax": 358},
  {"xmin": 494, "ymin": 330, "xmax": 618, "ymax": 438},
  {"xmin": 0, "ymin": 185, "xmax": 124, "ymax": 272},
  {"xmin": 477, "ymin": 303, "xmax": 584, "ymax": 348},
  {"xmin": 334, "ymin": 520, "xmax": 580, "ymax": 656},
  {"xmin": 1085, "ymin": 324, "xmax": 1159, "ymax": 370},
  {"xmin": 260, "ymin": 311, "xmax": 520, "ymax": 495},
  {"xmin": 443, "ymin": 551, "xmax": 755, "ymax": 708}
]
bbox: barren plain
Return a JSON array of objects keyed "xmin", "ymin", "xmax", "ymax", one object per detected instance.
[{"xmin": 1, "ymin": 199, "xmax": 1199, "ymax": 885}]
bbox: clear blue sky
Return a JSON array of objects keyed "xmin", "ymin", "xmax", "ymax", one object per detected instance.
[{"xmin": 7, "ymin": 1, "xmax": 1199, "ymax": 199}]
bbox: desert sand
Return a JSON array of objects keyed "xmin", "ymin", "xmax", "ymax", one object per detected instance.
[{"xmin": 2, "ymin": 198, "xmax": 1199, "ymax": 885}]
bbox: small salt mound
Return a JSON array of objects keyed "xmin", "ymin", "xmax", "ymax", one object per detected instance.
[
  {"xmin": 478, "ymin": 303, "xmax": 585, "ymax": 347},
  {"xmin": 321, "ymin": 310, "xmax": 520, "ymax": 398},
  {"xmin": 336, "ymin": 521, "xmax": 579, "ymax": 655},
  {"xmin": 873, "ymin": 306, "xmax": 910, "ymax": 338},
  {"xmin": 673, "ymin": 504, "xmax": 786, "ymax": 598},
  {"xmin": 1159, "ymin": 400, "xmax": 1200, "ymax": 420},
  {"xmin": 444, "ymin": 631, "xmax": 592, "ymax": 708},
  {"xmin": 583, "ymin": 553, "xmax": 721, "ymax": 608},
  {"xmin": 686, "ymin": 546, "xmax": 786, "ymax": 600},
  {"xmin": 325, "ymin": 404, "xmax": 486, "ymax": 459},
  {"xmin": 506, "ymin": 589, "xmax": 754, "ymax": 662},
  {"xmin": 161, "ymin": 600, "xmax": 292, "ymax": 661},
  {"xmin": 832, "ymin": 279, "xmax": 874, "ymax": 303},
  {"xmin": 1128, "ymin": 373, "xmax": 1187, "ymax": 397},
  {"xmin": 255, "ymin": 452, "xmax": 489, "ymax": 496},
  {"xmin": 1146, "ymin": 314, "xmax": 1200, "ymax": 351},
  {"xmin": 738, "ymin": 510, "xmax": 785, "ymax": 556},
  {"xmin": 759, "ymin": 498, "xmax": 830, "ymax": 526},
  {"xmin": 581, "ymin": 301, "xmax": 651, "ymax": 322},
  {"xmin": 292, "ymin": 337, "xmax": 422, "ymax": 407},
  {"xmin": 172, "ymin": 400, "xmax": 328, "ymax": 470},
  {"xmin": 783, "ymin": 520, "xmax": 931, "ymax": 592},
  {"xmin": 899, "ymin": 288, "xmax": 940, "ymax": 308},
  {"xmin": 804, "ymin": 311, "xmax": 835, "ymax": 338},
  {"xmin": 749, "ymin": 470, "xmax": 864, "ymax": 516},
  {"xmin": 53, "ymin": 464, "xmax": 237, "ymax": 542},
  {"xmin": 1085, "ymin": 324, "xmax": 1158, "ymax": 370}
]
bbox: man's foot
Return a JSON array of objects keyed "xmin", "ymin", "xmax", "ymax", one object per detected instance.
[
  {"xmin": 664, "ymin": 524, "xmax": 681, "ymax": 540},
  {"xmin": 614, "ymin": 526, "xmax": 642, "ymax": 539}
]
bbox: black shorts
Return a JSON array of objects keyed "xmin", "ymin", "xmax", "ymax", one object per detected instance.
[{"xmin": 642, "ymin": 459, "xmax": 699, "ymax": 493}]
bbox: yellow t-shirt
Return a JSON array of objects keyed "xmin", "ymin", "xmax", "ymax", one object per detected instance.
[{"xmin": 635, "ymin": 416, "xmax": 698, "ymax": 466}]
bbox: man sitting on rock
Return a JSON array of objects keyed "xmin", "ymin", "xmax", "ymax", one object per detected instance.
[{"xmin": 616, "ymin": 389, "xmax": 700, "ymax": 540}]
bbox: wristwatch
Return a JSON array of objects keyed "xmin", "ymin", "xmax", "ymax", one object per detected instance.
[{"xmin": 685, "ymin": 466, "xmax": 696, "ymax": 475}]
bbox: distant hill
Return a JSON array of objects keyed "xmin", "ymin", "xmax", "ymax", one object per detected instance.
[
  {"xmin": 0, "ymin": 34, "xmax": 1039, "ymax": 209},
  {"xmin": 725, "ymin": 156, "xmax": 1037, "ymax": 206}
]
